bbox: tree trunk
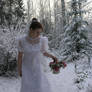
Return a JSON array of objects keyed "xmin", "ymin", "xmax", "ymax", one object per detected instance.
[{"xmin": 61, "ymin": 0, "xmax": 66, "ymax": 29}]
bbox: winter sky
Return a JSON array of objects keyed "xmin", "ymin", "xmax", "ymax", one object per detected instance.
[
  {"xmin": 23, "ymin": 0, "xmax": 92, "ymax": 9},
  {"xmin": 23, "ymin": 0, "xmax": 92, "ymax": 19},
  {"xmin": 23, "ymin": 0, "xmax": 53, "ymax": 9}
]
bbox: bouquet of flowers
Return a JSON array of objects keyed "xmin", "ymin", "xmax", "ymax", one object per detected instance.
[{"xmin": 49, "ymin": 58, "xmax": 67, "ymax": 74}]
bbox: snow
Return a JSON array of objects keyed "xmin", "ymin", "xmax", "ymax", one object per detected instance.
[
  {"xmin": 0, "ymin": 77, "xmax": 21, "ymax": 92},
  {"xmin": 0, "ymin": 63, "xmax": 78, "ymax": 92},
  {"xmin": 0, "ymin": 59, "xmax": 92, "ymax": 92},
  {"xmin": 47, "ymin": 63, "xmax": 78, "ymax": 92}
]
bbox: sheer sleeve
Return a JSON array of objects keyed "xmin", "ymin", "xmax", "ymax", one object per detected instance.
[
  {"xmin": 40, "ymin": 36, "xmax": 51, "ymax": 73},
  {"xmin": 41, "ymin": 36, "xmax": 49, "ymax": 53},
  {"xmin": 17, "ymin": 37, "xmax": 24, "ymax": 53}
]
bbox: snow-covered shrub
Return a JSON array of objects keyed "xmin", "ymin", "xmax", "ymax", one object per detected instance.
[
  {"xmin": 59, "ymin": 0, "xmax": 92, "ymax": 91},
  {"xmin": 0, "ymin": 51, "xmax": 18, "ymax": 77},
  {"xmin": 86, "ymin": 80, "xmax": 92, "ymax": 92},
  {"xmin": 0, "ymin": 22, "xmax": 26, "ymax": 77},
  {"xmin": 73, "ymin": 56, "xmax": 92, "ymax": 91}
]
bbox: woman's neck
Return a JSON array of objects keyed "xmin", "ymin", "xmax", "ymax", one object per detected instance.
[{"xmin": 28, "ymin": 34, "xmax": 40, "ymax": 39}]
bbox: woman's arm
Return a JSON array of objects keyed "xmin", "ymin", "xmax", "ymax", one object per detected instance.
[
  {"xmin": 43, "ymin": 51, "xmax": 58, "ymax": 62},
  {"xmin": 41, "ymin": 37, "xmax": 58, "ymax": 62},
  {"xmin": 17, "ymin": 52, "xmax": 23, "ymax": 77}
]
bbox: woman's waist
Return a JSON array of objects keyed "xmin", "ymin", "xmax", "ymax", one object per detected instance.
[{"xmin": 23, "ymin": 52, "xmax": 42, "ymax": 58}]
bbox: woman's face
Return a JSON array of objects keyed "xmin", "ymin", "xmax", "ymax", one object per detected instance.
[{"xmin": 29, "ymin": 28, "xmax": 42, "ymax": 38}]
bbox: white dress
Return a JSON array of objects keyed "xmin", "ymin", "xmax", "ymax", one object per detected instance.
[{"xmin": 17, "ymin": 34, "xmax": 52, "ymax": 92}]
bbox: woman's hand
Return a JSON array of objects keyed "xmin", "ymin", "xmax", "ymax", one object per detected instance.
[
  {"xmin": 52, "ymin": 56, "xmax": 58, "ymax": 63},
  {"xmin": 18, "ymin": 52, "xmax": 23, "ymax": 77},
  {"xmin": 43, "ymin": 52, "xmax": 59, "ymax": 63},
  {"xmin": 18, "ymin": 70, "xmax": 22, "ymax": 77}
]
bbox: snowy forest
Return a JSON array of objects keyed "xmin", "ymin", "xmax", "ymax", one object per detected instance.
[{"xmin": 0, "ymin": 0, "xmax": 92, "ymax": 92}]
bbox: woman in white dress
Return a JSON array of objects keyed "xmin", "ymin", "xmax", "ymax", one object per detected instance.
[{"xmin": 17, "ymin": 18, "xmax": 58, "ymax": 92}]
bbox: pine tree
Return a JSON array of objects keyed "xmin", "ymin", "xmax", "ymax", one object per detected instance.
[
  {"xmin": 0, "ymin": 0, "xmax": 25, "ymax": 29},
  {"xmin": 62, "ymin": 0, "xmax": 92, "ymax": 63},
  {"xmin": 5, "ymin": 0, "xmax": 14, "ymax": 27},
  {"xmin": 15, "ymin": 0, "xmax": 24, "ymax": 21}
]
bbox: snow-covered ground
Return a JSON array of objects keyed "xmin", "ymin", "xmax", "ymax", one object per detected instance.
[
  {"xmin": 0, "ymin": 63, "xmax": 77, "ymax": 92},
  {"xmin": 47, "ymin": 63, "xmax": 78, "ymax": 92},
  {"xmin": 0, "ymin": 62, "xmax": 92, "ymax": 92}
]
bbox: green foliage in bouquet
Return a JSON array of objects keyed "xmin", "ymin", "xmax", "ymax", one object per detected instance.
[{"xmin": 49, "ymin": 60, "xmax": 67, "ymax": 74}]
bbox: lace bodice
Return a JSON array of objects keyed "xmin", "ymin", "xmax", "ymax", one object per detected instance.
[
  {"xmin": 26, "ymin": 36, "xmax": 40, "ymax": 45},
  {"xmin": 17, "ymin": 35, "xmax": 49, "ymax": 54},
  {"xmin": 16, "ymin": 34, "xmax": 51, "ymax": 73}
]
